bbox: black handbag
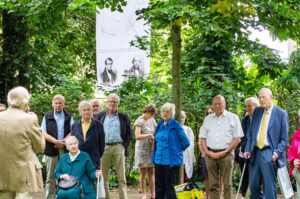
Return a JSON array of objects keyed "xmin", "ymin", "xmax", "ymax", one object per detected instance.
[{"xmin": 58, "ymin": 176, "xmax": 80, "ymax": 190}]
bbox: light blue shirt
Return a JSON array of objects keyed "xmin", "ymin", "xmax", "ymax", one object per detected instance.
[
  {"xmin": 41, "ymin": 111, "xmax": 74, "ymax": 140},
  {"xmin": 154, "ymin": 122, "xmax": 170, "ymax": 165},
  {"xmin": 103, "ymin": 111, "xmax": 123, "ymax": 143}
]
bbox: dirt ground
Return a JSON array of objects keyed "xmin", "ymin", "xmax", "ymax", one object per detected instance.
[{"xmin": 32, "ymin": 188, "xmax": 290, "ymax": 199}]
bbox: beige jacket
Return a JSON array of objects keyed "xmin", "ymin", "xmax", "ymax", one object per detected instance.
[{"xmin": 0, "ymin": 108, "xmax": 45, "ymax": 192}]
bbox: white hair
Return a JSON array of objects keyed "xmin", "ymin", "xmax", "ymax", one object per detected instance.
[
  {"xmin": 181, "ymin": 110, "xmax": 186, "ymax": 118},
  {"xmin": 108, "ymin": 93, "xmax": 120, "ymax": 103},
  {"xmin": 90, "ymin": 99, "xmax": 100, "ymax": 104},
  {"xmin": 7, "ymin": 86, "xmax": 30, "ymax": 109},
  {"xmin": 65, "ymin": 136, "xmax": 79, "ymax": 148},
  {"xmin": 245, "ymin": 97, "xmax": 259, "ymax": 106},
  {"xmin": 52, "ymin": 94, "xmax": 65, "ymax": 102},
  {"xmin": 161, "ymin": 103, "xmax": 175, "ymax": 117},
  {"xmin": 78, "ymin": 100, "xmax": 92, "ymax": 111}
]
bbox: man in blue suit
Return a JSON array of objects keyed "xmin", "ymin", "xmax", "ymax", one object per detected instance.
[{"xmin": 243, "ymin": 88, "xmax": 289, "ymax": 199}]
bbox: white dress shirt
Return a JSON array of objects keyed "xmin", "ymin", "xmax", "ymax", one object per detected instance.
[{"xmin": 199, "ymin": 110, "xmax": 243, "ymax": 150}]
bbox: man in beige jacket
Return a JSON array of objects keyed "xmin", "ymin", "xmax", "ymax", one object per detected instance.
[{"xmin": 0, "ymin": 86, "xmax": 45, "ymax": 199}]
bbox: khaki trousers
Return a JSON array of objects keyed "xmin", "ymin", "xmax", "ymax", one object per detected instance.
[
  {"xmin": 45, "ymin": 148, "xmax": 65, "ymax": 199},
  {"xmin": 205, "ymin": 153, "xmax": 234, "ymax": 199},
  {"xmin": 0, "ymin": 190, "xmax": 34, "ymax": 199},
  {"xmin": 101, "ymin": 144, "xmax": 128, "ymax": 199}
]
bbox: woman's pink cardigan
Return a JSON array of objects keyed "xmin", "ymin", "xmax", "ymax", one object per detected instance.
[{"xmin": 288, "ymin": 129, "xmax": 300, "ymax": 176}]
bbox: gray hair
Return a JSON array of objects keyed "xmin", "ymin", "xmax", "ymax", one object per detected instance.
[
  {"xmin": 161, "ymin": 103, "xmax": 175, "ymax": 117},
  {"xmin": 65, "ymin": 136, "xmax": 79, "ymax": 148},
  {"xmin": 78, "ymin": 100, "xmax": 92, "ymax": 111},
  {"xmin": 90, "ymin": 99, "xmax": 100, "ymax": 104},
  {"xmin": 245, "ymin": 97, "xmax": 259, "ymax": 106},
  {"xmin": 7, "ymin": 86, "xmax": 30, "ymax": 109},
  {"xmin": 108, "ymin": 93, "xmax": 120, "ymax": 103},
  {"xmin": 52, "ymin": 94, "xmax": 65, "ymax": 102}
]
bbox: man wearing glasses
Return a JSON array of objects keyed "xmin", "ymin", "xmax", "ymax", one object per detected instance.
[{"xmin": 96, "ymin": 93, "xmax": 133, "ymax": 199}]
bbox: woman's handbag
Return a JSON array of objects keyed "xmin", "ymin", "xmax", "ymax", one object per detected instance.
[{"xmin": 58, "ymin": 176, "xmax": 80, "ymax": 190}]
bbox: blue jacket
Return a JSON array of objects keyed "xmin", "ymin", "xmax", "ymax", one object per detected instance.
[
  {"xmin": 244, "ymin": 105, "xmax": 289, "ymax": 168},
  {"xmin": 151, "ymin": 118, "xmax": 190, "ymax": 167},
  {"xmin": 54, "ymin": 152, "xmax": 97, "ymax": 198},
  {"xmin": 71, "ymin": 119, "xmax": 105, "ymax": 169}
]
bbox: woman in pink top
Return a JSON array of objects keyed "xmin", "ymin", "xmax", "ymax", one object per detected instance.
[{"xmin": 287, "ymin": 110, "xmax": 300, "ymax": 198}]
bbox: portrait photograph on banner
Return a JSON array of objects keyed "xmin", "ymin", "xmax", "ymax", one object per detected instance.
[{"xmin": 96, "ymin": 0, "xmax": 150, "ymax": 95}]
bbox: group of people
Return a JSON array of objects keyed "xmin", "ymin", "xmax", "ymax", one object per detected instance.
[{"xmin": 0, "ymin": 86, "xmax": 299, "ymax": 199}]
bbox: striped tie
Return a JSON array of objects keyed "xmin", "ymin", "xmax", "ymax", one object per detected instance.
[{"xmin": 258, "ymin": 111, "xmax": 268, "ymax": 149}]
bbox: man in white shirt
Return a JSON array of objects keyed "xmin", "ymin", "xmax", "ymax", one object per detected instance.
[{"xmin": 200, "ymin": 95, "xmax": 243, "ymax": 199}]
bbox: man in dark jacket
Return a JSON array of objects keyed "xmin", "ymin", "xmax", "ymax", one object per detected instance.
[
  {"xmin": 100, "ymin": 57, "xmax": 117, "ymax": 85},
  {"xmin": 96, "ymin": 93, "xmax": 133, "ymax": 199},
  {"xmin": 41, "ymin": 94, "xmax": 74, "ymax": 199},
  {"xmin": 237, "ymin": 97, "xmax": 258, "ymax": 199}
]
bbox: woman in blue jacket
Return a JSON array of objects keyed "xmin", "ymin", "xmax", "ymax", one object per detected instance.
[
  {"xmin": 55, "ymin": 136, "xmax": 102, "ymax": 199},
  {"xmin": 151, "ymin": 103, "xmax": 190, "ymax": 199}
]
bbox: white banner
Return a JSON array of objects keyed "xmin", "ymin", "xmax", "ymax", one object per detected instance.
[{"xmin": 96, "ymin": 0, "xmax": 150, "ymax": 94}]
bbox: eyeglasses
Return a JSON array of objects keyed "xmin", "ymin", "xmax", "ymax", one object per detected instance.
[{"xmin": 108, "ymin": 101, "xmax": 118, "ymax": 104}]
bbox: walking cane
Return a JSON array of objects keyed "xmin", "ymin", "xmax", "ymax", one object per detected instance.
[{"xmin": 236, "ymin": 159, "xmax": 247, "ymax": 199}]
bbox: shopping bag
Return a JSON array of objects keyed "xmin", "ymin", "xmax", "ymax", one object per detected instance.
[
  {"xmin": 96, "ymin": 176, "xmax": 106, "ymax": 199},
  {"xmin": 277, "ymin": 166, "xmax": 294, "ymax": 199},
  {"xmin": 175, "ymin": 181, "xmax": 204, "ymax": 199}
]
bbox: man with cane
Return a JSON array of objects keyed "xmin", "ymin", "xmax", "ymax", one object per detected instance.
[{"xmin": 236, "ymin": 97, "xmax": 258, "ymax": 199}]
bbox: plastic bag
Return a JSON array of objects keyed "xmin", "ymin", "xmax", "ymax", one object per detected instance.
[{"xmin": 96, "ymin": 176, "xmax": 106, "ymax": 199}]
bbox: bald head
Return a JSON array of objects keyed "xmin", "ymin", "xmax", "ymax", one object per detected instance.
[
  {"xmin": 213, "ymin": 95, "xmax": 226, "ymax": 117},
  {"xmin": 259, "ymin": 88, "xmax": 272, "ymax": 96},
  {"xmin": 258, "ymin": 88, "xmax": 273, "ymax": 110},
  {"xmin": 90, "ymin": 99, "xmax": 101, "ymax": 117}
]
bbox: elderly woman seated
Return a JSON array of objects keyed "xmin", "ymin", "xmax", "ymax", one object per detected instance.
[{"xmin": 54, "ymin": 136, "xmax": 102, "ymax": 199}]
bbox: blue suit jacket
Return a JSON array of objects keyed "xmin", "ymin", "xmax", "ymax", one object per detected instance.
[
  {"xmin": 71, "ymin": 119, "xmax": 105, "ymax": 169},
  {"xmin": 244, "ymin": 105, "xmax": 289, "ymax": 168}
]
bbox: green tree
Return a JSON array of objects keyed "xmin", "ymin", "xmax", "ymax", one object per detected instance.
[{"xmin": 0, "ymin": 0, "xmax": 126, "ymax": 103}]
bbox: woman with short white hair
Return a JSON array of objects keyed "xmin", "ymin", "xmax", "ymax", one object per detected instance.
[
  {"xmin": 0, "ymin": 86, "xmax": 45, "ymax": 199},
  {"xmin": 151, "ymin": 103, "xmax": 190, "ymax": 199},
  {"xmin": 55, "ymin": 136, "xmax": 102, "ymax": 199}
]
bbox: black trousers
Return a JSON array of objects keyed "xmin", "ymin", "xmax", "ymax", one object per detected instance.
[
  {"xmin": 155, "ymin": 164, "xmax": 179, "ymax": 199},
  {"xmin": 238, "ymin": 157, "xmax": 249, "ymax": 197}
]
